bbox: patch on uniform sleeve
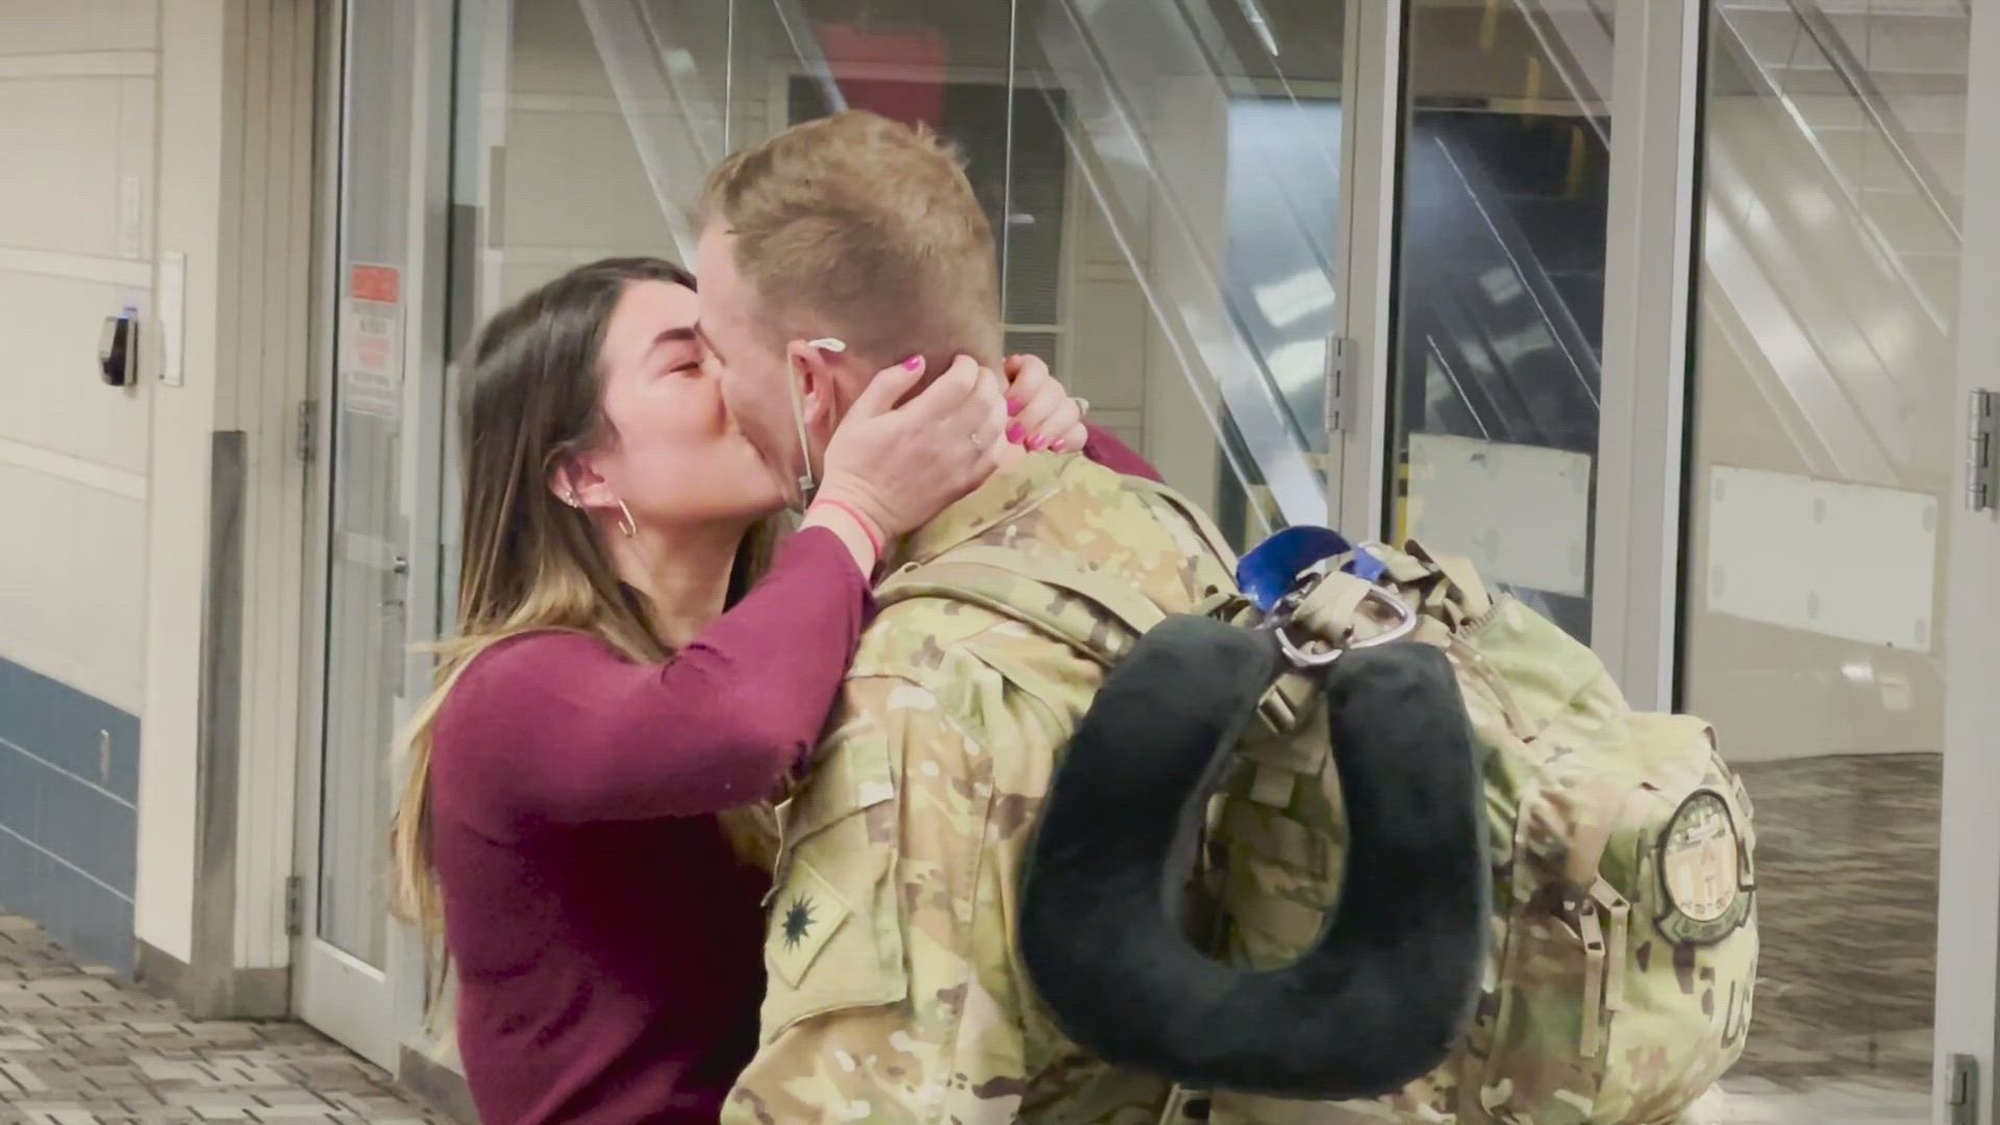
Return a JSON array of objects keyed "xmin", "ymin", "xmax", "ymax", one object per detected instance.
[
  {"xmin": 768, "ymin": 860, "xmax": 854, "ymax": 988},
  {"xmin": 1656, "ymin": 789, "xmax": 1752, "ymax": 946}
]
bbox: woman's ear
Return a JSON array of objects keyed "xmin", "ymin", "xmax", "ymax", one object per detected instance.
[{"xmin": 548, "ymin": 454, "xmax": 615, "ymax": 511}]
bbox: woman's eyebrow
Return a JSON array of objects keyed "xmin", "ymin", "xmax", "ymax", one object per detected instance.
[{"xmin": 646, "ymin": 326, "xmax": 700, "ymax": 356}]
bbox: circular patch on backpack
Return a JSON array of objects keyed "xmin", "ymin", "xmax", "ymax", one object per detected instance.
[{"xmin": 1657, "ymin": 789, "xmax": 1752, "ymax": 946}]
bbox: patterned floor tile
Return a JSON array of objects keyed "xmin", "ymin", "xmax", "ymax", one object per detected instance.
[
  {"xmin": 0, "ymin": 921, "xmax": 444, "ymax": 1124},
  {"xmin": 0, "ymin": 753, "xmax": 1953, "ymax": 1123}
]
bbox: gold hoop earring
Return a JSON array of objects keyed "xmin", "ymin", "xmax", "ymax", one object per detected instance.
[{"xmin": 616, "ymin": 499, "xmax": 637, "ymax": 538}]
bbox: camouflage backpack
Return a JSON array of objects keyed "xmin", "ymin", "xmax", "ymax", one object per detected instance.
[{"xmin": 876, "ymin": 480, "xmax": 1759, "ymax": 1125}]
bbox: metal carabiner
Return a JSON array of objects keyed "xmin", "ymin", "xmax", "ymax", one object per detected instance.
[{"xmin": 1264, "ymin": 560, "xmax": 1420, "ymax": 670}]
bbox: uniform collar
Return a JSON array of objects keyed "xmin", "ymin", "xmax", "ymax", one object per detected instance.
[{"xmin": 885, "ymin": 453, "xmax": 1080, "ymax": 573}]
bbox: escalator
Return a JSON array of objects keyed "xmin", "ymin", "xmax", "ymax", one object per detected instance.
[
  {"xmin": 1397, "ymin": 109, "xmax": 1606, "ymax": 457},
  {"xmin": 1389, "ymin": 105, "xmax": 1608, "ymax": 640}
]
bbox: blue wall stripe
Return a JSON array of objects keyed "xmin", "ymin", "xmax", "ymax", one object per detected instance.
[
  {"xmin": 0, "ymin": 655, "xmax": 140, "ymax": 974},
  {"xmin": 0, "ymin": 658, "xmax": 140, "ymax": 802}
]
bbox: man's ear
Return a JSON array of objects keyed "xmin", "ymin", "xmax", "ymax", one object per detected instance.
[{"xmin": 786, "ymin": 338, "xmax": 846, "ymax": 431}]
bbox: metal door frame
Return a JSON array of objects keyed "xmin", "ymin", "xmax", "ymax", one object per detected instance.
[
  {"xmin": 1933, "ymin": 4, "xmax": 2000, "ymax": 1119},
  {"xmin": 291, "ymin": 0, "xmax": 456, "ymax": 1072},
  {"xmin": 1331, "ymin": 0, "xmax": 1404, "ymax": 535}
]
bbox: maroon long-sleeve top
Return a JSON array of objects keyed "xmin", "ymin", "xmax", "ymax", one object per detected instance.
[{"xmin": 428, "ymin": 432, "xmax": 1160, "ymax": 1125}]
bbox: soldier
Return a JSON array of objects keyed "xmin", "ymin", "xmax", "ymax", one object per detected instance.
[{"xmin": 693, "ymin": 110, "xmax": 1239, "ymax": 1123}]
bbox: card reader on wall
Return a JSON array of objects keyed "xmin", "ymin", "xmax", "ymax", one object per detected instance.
[{"xmin": 100, "ymin": 307, "xmax": 137, "ymax": 387}]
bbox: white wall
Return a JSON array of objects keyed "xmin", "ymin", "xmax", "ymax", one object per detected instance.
[
  {"xmin": 137, "ymin": 0, "xmax": 233, "ymax": 969},
  {"xmin": 139, "ymin": 0, "xmax": 316, "ymax": 980},
  {"xmin": 0, "ymin": 0, "xmax": 312, "ymax": 985},
  {"xmin": 0, "ymin": 5, "xmax": 155, "ymax": 731},
  {"xmin": 0, "ymin": 0, "xmax": 159, "ymax": 971}
]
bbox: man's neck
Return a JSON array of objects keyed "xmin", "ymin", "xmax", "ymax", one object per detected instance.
[{"xmin": 613, "ymin": 521, "xmax": 750, "ymax": 649}]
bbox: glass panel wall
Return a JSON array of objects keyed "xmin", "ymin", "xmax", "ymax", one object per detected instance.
[
  {"xmin": 1685, "ymin": 0, "xmax": 1967, "ymax": 1115},
  {"xmin": 317, "ymin": 0, "xmax": 420, "ymax": 970},
  {"xmin": 457, "ymin": 0, "xmax": 1353, "ymax": 555},
  {"xmin": 1387, "ymin": 0, "xmax": 1615, "ymax": 643}
]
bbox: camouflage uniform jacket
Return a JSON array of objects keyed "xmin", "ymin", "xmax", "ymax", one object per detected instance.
[{"xmin": 722, "ymin": 453, "xmax": 1238, "ymax": 1125}]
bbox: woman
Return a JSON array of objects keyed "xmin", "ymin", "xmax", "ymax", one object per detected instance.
[{"xmin": 387, "ymin": 256, "xmax": 1158, "ymax": 1124}]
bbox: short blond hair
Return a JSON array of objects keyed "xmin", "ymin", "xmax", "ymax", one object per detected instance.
[{"xmin": 700, "ymin": 110, "xmax": 1003, "ymax": 369}]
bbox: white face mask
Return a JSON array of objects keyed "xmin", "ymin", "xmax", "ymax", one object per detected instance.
[{"xmin": 786, "ymin": 336, "xmax": 848, "ymax": 511}]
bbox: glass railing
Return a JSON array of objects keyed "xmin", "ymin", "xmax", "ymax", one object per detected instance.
[
  {"xmin": 1768, "ymin": 0, "xmax": 1961, "ymax": 227},
  {"xmin": 1713, "ymin": 0, "xmax": 1963, "ymax": 327}
]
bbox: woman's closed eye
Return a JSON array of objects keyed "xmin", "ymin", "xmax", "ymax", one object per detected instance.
[{"xmin": 647, "ymin": 327, "xmax": 705, "ymax": 376}]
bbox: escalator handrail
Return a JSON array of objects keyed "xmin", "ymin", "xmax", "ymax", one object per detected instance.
[
  {"xmin": 1773, "ymin": 0, "xmax": 1962, "ymax": 241},
  {"xmin": 1709, "ymin": 14, "xmax": 1956, "ymax": 330}
]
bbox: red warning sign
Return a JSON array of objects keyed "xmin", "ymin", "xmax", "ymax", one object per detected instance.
[{"xmin": 350, "ymin": 264, "xmax": 400, "ymax": 304}]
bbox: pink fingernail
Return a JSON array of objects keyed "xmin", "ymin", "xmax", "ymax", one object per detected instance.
[
  {"xmin": 1007, "ymin": 397, "xmax": 1023, "ymax": 416},
  {"xmin": 1006, "ymin": 422, "xmax": 1025, "ymax": 444},
  {"xmin": 902, "ymin": 354, "xmax": 923, "ymax": 371},
  {"xmin": 1029, "ymin": 435, "xmax": 1049, "ymax": 452},
  {"xmin": 1050, "ymin": 439, "xmax": 1068, "ymax": 453}
]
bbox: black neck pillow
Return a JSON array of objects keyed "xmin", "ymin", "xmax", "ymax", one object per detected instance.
[{"xmin": 1016, "ymin": 613, "xmax": 1490, "ymax": 1101}]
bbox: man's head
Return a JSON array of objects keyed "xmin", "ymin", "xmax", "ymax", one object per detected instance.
[{"xmin": 695, "ymin": 110, "xmax": 1003, "ymax": 502}]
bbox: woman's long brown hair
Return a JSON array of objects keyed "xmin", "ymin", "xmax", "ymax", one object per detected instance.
[{"xmin": 387, "ymin": 258, "xmax": 780, "ymax": 1021}]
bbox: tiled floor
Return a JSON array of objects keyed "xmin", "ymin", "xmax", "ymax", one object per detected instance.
[
  {"xmin": 1712, "ymin": 1077, "xmax": 1929, "ymax": 1124},
  {"xmin": 1719, "ymin": 754, "xmax": 1939, "ymax": 1121},
  {"xmin": 0, "ymin": 915, "xmax": 443, "ymax": 1124},
  {"xmin": 0, "ymin": 754, "xmax": 1945, "ymax": 1124}
]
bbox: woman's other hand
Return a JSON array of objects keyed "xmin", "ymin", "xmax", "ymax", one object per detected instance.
[
  {"xmin": 1003, "ymin": 353, "xmax": 1089, "ymax": 454},
  {"xmin": 809, "ymin": 354, "xmax": 1008, "ymax": 557}
]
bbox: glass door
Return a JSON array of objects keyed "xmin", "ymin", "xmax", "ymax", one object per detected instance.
[
  {"xmin": 455, "ymin": 0, "xmax": 1367, "ymax": 555},
  {"xmin": 294, "ymin": 0, "xmax": 443, "ymax": 1070},
  {"xmin": 1678, "ymin": 3, "xmax": 1967, "ymax": 1115},
  {"xmin": 1378, "ymin": 1, "xmax": 1985, "ymax": 1120}
]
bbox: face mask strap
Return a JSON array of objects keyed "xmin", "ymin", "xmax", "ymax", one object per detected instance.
[{"xmin": 788, "ymin": 337, "xmax": 847, "ymax": 509}]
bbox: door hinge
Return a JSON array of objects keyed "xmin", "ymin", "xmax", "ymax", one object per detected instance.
[
  {"xmin": 1946, "ymin": 1053, "xmax": 1978, "ymax": 1125},
  {"xmin": 284, "ymin": 875, "xmax": 304, "ymax": 938},
  {"xmin": 295, "ymin": 399, "xmax": 319, "ymax": 464},
  {"xmin": 1969, "ymin": 390, "xmax": 1998, "ymax": 513},
  {"xmin": 1322, "ymin": 335, "xmax": 1354, "ymax": 435}
]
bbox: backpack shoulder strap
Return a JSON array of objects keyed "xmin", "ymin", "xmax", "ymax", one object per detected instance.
[
  {"xmin": 876, "ymin": 544, "xmax": 1167, "ymax": 667},
  {"xmin": 874, "ymin": 546, "xmax": 1172, "ymax": 759}
]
